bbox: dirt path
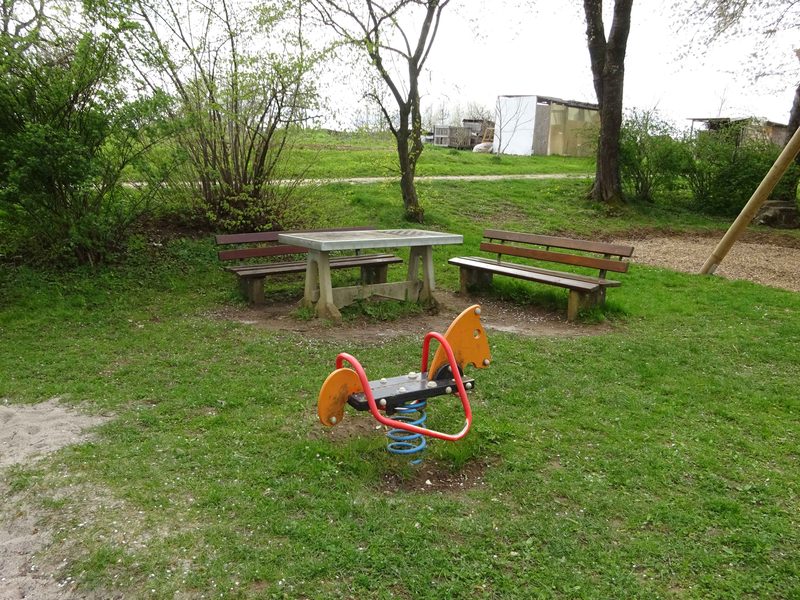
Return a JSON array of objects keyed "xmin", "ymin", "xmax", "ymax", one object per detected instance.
[
  {"xmin": 213, "ymin": 290, "xmax": 613, "ymax": 343},
  {"xmin": 613, "ymin": 233, "xmax": 800, "ymax": 293},
  {"xmin": 302, "ymin": 172, "xmax": 590, "ymax": 186},
  {"xmin": 126, "ymin": 172, "xmax": 590, "ymax": 190},
  {"xmin": 0, "ymin": 399, "xmax": 111, "ymax": 600}
]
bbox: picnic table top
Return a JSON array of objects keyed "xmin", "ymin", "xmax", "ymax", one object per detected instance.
[{"xmin": 277, "ymin": 229, "xmax": 463, "ymax": 252}]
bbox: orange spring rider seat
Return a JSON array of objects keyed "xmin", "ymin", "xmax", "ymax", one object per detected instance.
[{"xmin": 317, "ymin": 305, "xmax": 491, "ymax": 462}]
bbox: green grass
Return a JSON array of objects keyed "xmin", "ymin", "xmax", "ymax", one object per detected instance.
[
  {"xmin": 2, "ymin": 179, "xmax": 800, "ymax": 599},
  {"xmin": 286, "ymin": 131, "xmax": 595, "ymax": 179}
]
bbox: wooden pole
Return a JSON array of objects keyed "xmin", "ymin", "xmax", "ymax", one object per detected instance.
[{"xmin": 700, "ymin": 124, "xmax": 800, "ymax": 274}]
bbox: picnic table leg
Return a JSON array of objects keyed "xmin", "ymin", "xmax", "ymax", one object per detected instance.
[
  {"xmin": 407, "ymin": 245, "xmax": 436, "ymax": 302},
  {"xmin": 406, "ymin": 247, "xmax": 421, "ymax": 301},
  {"xmin": 302, "ymin": 252, "xmax": 319, "ymax": 310},
  {"xmin": 419, "ymin": 245, "xmax": 435, "ymax": 301},
  {"xmin": 310, "ymin": 249, "xmax": 342, "ymax": 325}
]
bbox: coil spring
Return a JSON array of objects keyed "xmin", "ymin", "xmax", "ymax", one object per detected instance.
[{"xmin": 386, "ymin": 399, "xmax": 427, "ymax": 464}]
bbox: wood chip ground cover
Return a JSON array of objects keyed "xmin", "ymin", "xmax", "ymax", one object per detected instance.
[{"xmin": 614, "ymin": 235, "xmax": 800, "ymax": 292}]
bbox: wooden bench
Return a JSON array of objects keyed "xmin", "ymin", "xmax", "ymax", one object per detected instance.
[
  {"xmin": 449, "ymin": 229, "xmax": 634, "ymax": 320},
  {"xmin": 216, "ymin": 227, "xmax": 403, "ymax": 304}
]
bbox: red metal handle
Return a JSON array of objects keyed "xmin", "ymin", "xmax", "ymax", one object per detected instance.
[{"xmin": 335, "ymin": 332, "xmax": 472, "ymax": 441}]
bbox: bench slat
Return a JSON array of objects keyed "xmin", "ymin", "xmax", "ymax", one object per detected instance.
[
  {"xmin": 218, "ymin": 245, "xmax": 310, "ymax": 261},
  {"xmin": 483, "ymin": 229, "xmax": 634, "ymax": 258},
  {"xmin": 464, "ymin": 256, "xmax": 621, "ymax": 287},
  {"xmin": 449, "ymin": 257, "xmax": 600, "ymax": 293},
  {"xmin": 227, "ymin": 254, "xmax": 403, "ymax": 278},
  {"xmin": 481, "ymin": 242, "xmax": 629, "ymax": 273},
  {"xmin": 228, "ymin": 253, "xmax": 399, "ymax": 273},
  {"xmin": 215, "ymin": 226, "xmax": 374, "ymax": 246}
]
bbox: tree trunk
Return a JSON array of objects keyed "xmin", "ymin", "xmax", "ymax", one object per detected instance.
[
  {"xmin": 584, "ymin": 0, "xmax": 633, "ymax": 204},
  {"xmin": 396, "ymin": 110, "xmax": 424, "ymax": 222},
  {"xmin": 593, "ymin": 58, "xmax": 626, "ymax": 204},
  {"xmin": 773, "ymin": 82, "xmax": 800, "ymax": 202}
]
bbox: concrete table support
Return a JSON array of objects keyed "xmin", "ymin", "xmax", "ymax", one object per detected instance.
[
  {"xmin": 280, "ymin": 229, "xmax": 463, "ymax": 324},
  {"xmin": 303, "ymin": 249, "xmax": 341, "ymax": 323},
  {"xmin": 407, "ymin": 245, "xmax": 435, "ymax": 301}
]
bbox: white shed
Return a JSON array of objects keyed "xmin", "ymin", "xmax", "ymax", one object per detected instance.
[{"xmin": 493, "ymin": 95, "xmax": 599, "ymax": 157}]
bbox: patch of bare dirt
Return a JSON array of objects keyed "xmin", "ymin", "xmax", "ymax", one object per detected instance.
[
  {"xmin": 379, "ymin": 458, "xmax": 493, "ymax": 494},
  {"xmin": 0, "ymin": 504, "xmax": 65, "ymax": 600},
  {"xmin": 543, "ymin": 457, "xmax": 564, "ymax": 472},
  {"xmin": 462, "ymin": 200, "xmax": 529, "ymax": 224},
  {"xmin": 0, "ymin": 399, "xmax": 112, "ymax": 600},
  {"xmin": 308, "ymin": 410, "xmax": 384, "ymax": 442},
  {"xmin": 612, "ymin": 234, "xmax": 800, "ymax": 292},
  {"xmin": 0, "ymin": 399, "xmax": 109, "ymax": 469},
  {"xmin": 211, "ymin": 290, "xmax": 612, "ymax": 343}
]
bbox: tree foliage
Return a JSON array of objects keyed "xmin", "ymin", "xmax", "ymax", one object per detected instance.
[
  {"xmin": 679, "ymin": 0, "xmax": 800, "ymax": 202},
  {"xmin": 0, "ymin": 10, "xmax": 172, "ymax": 264},
  {"xmin": 685, "ymin": 123, "xmax": 799, "ymax": 215},
  {"xmin": 308, "ymin": 0, "xmax": 451, "ymax": 222},
  {"xmin": 680, "ymin": 0, "xmax": 799, "ymax": 72},
  {"xmin": 91, "ymin": 0, "xmax": 324, "ymax": 232},
  {"xmin": 1, "ymin": 0, "xmax": 49, "ymax": 54},
  {"xmin": 619, "ymin": 109, "xmax": 691, "ymax": 202}
]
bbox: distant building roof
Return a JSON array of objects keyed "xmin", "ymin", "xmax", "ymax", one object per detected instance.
[
  {"xmin": 497, "ymin": 94, "xmax": 599, "ymax": 112},
  {"xmin": 688, "ymin": 116, "xmax": 788, "ymax": 127},
  {"xmin": 687, "ymin": 117, "xmax": 749, "ymax": 123},
  {"xmin": 536, "ymin": 95, "xmax": 599, "ymax": 111}
]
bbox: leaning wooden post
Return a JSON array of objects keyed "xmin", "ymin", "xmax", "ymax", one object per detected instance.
[{"xmin": 700, "ymin": 125, "xmax": 800, "ymax": 274}]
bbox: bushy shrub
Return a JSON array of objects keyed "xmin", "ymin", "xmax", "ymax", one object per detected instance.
[
  {"xmin": 96, "ymin": 0, "xmax": 323, "ymax": 234},
  {"xmin": 0, "ymin": 34, "xmax": 173, "ymax": 265},
  {"xmin": 618, "ymin": 109, "xmax": 692, "ymax": 202},
  {"xmin": 685, "ymin": 124, "xmax": 799, "ymax": 216}
]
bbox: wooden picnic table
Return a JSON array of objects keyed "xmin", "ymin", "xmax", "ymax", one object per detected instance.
[{"xmin": 278, "ymin": 229, "xmax": 463, "ymax": 324}]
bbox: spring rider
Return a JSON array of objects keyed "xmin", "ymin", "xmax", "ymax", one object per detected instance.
[{"xmin": 317, "ymin": 305, "xmax": 490, "ymax": 462}]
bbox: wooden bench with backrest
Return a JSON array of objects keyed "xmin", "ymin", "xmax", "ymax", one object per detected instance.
[
  {"xmin": 216, "ymin": 226, "xmax": 403, "ymax": 305},
  {"xmin": 449, "ymin": 229, "xmax": 634, "ymax": 320}
]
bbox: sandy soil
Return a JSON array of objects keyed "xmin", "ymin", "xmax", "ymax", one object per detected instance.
[
  {"xmin": 214, "ymin": 290, "xmax": 613, "ymax": 343},
  {"xmin": 613, "ymin": 234, "xmax": 800, "ymax": 292},
  {"xmin": 0, "ymin": 399, "xmax": 111, "ymax": 600},
  {"xmin": 0, "ymin": 399, "xmax": 109, "ymax": 469}
]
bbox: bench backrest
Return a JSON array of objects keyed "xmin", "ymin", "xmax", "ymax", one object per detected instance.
[
  {"xmin": 481, "ymin": 229, "xmax": 633, "ymax": 276},
  {"xmin": 216, "ymin": 226, "xmax": 375, "ymax": 262}
]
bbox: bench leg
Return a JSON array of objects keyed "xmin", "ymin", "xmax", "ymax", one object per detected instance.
[
  {"xmin": 360, "ymin": 264, "xmax": 388, "ymax": 285},
  {"xmin": 567, "ymin": 288, "xmax": 607, "ymax": 321},
  {"xmin": 239, "ymin": 276, "xmax": 265, "ymax": 305},
  {"xmin": 459, "ymin": 267, "xmax": 493, "ymax": 294}
]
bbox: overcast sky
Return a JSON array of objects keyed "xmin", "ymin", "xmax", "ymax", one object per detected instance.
[{"xmin": 325, "ymin": 0, "xmax": 799, "ymax": 130}]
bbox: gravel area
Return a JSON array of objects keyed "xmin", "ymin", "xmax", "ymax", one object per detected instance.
[{"xmin": 613, "ymin": 235, "xmax": 800, "ymax": 292}]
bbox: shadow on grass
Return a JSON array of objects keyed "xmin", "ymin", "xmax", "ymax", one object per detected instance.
[{"xmin": 472, "ymin": 277, "xmax": 628, "ymax": 323}]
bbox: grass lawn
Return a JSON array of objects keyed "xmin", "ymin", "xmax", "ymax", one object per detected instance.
[
  {"xmin": 286, "ymin": 131, "xmax": 595, "ymax": 179},
  {"xmin": 1, "ymin": 179, "xmax": 800, "ymax": 599}
]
